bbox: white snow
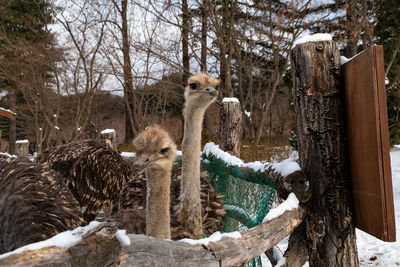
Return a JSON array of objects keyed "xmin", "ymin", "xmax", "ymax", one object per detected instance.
[
  {"xmin": 116, "ymin": 230, "xmax": 131, "ymax": 246},
  {"xmin": 203, "ymin": 142, "xmax": 244, "ymax": 166},
  {"xmin": 262, "ymin": 193, "xmax": 299, "ymax": 223},
  {"xmin": 0, "ymin": 221, "xmax": 101, "ymax": 260},
  {"xmin": 341, "ymin": 56, "xmax": 350, "ymax": 65},
  {"xmin": 355, "ymin": 147, "xmax": 400, "ymax": 266},
  {"xmin": 222, "ymin": 97, "xmax": 240, "ymax": 103},
  {"xmin": 0, "ymin": 152, "xmax": 17, "ymax": 158},
  {"xmin": 15, "ymin": 139, "xmax": 29, "ymax": 144},
  {"xmin": 101, "ymin": 129, "xmax": 115, "ymax": 134},
  {"xmin": 179, "ymin": 231, "xmax": 241, "ymax": 246},
  {"xmin": 121, "ymin": 152, "xmax": 136, "ymax": 158},
  {"xmin": 0, "ymin": 107, "xmax": 16, "ymax": 115},
  {"xmin": 385, "ymin": 77, "xmax": 389, "ymax": 85},
  {"xmin": 244, "ymin": 110, "xmax": 251, "ymax": 117},
  {"xmin": 270, "ymin": 158, "xmax": 301, "ymax": 177},
  {"xmin": 55, "ymin": 126, "xmax": 59, "ymax": 130},
  {"xmin": 294, "ymin": 33, "xmax": 332, "ymax": 47},
  {"xmin": 203, "ymin": 142, "xmax": 300, "ymax": 178}
]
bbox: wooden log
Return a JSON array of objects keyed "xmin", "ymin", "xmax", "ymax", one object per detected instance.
[
  {"xmin": 291, "ymin": 40, "xmax": 359, "ymax": 266},
  {"xmin": 0, "ymin": 207, "xmax": 306, "ymax": 267},
  {"xmin": 219, "ymin": 98, "xmax": 242, "ymax": 157}
]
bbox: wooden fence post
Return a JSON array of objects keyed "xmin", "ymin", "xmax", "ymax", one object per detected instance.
[
  {"xmin": 219, "ymin": 98, "xmax": 242, "ymax": 157},
  {"xmin": 291, "ymin": 40, "xmax": 359, "ymax": 266},
  {"xmin": 15, "ymin": 139, "xmax": 29, "ymax": 157}
]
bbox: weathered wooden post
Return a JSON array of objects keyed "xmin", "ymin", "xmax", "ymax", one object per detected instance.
[
  {"xmin": 219, "ymin": 97, "xmax": 242, "ymax": 157},
  {"xmin": 101, "ymin": 129, "xmax": 117, "ymax": 150},
  {"xmin": 291, "ymin": 39, "xmax": 359, "ymax": 266},
  {"xmin": 15, "ymin": 139, "xmax": 29, "ymax": 157}
]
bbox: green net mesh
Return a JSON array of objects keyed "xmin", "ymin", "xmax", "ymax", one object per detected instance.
[{"xmin": 201, "ymin": 153, "xmax": 276, "ymax": 267}]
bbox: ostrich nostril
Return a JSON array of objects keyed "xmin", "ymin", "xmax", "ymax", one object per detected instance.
[{"xmin": 144, "ymin": 159, "xmax": 149, "ymax": 162}]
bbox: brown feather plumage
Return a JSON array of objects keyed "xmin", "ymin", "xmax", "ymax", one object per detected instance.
[
  {"xmin": 0, "ymin": 157, "xmax": 84, "ymax": 253},
  {"xmin": 35, "ymin": 139, "xmax": 135, "ymax": 222}
]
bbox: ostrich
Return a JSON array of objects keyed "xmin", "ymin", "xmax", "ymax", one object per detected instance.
[
  {"xmin": 0, "ymin": 157, "xmax": 84, "ymax": 253},
  {"xmin": 176, "ymin": 72, "xmax": 220, "ymax": 237},
  {"xmin": 133, "ymin": 125, "xmax": 176, "ymax": 239},
  {"xmin": 35, "ymin": 139, "xmax": 135, "ymax": 223},
  {"xmin": 108, "ymin": 124, "xmax": 224, "ymax": 240}
]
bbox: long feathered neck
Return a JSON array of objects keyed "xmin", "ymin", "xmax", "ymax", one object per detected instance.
[
  {"xmin": 145, "ymin": 164, "xmax": 171, "ymax": 239},
  {"xmin": 179, "ymin": 102, "xmax": 207, "ymax": 237}
]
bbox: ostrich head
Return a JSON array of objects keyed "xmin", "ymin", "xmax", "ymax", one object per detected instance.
[
  {"xmin": 184, "ymin": 72, "xmax": 220, "ymax": 111},
  {"xmin": 132, "ymin": 125, "xmax": 177, "ymax": 171}
]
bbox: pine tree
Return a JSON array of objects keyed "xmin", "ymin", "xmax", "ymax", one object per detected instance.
[{"xmin": 0, "ymin": 0, "xmax": 55, "ymax": 153}]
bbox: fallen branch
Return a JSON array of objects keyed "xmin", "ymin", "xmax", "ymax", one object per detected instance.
[{"xmin": 0, "ymin": 207, "xmax": 306, "ymax": 267}]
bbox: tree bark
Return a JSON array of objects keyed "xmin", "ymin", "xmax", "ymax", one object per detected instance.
[
  {"xmin": 8, "ymin": 91, "xmax": 16, "ymax": 154},
  {"xmin": 182, "ymin": 0, "xmax": 190, "ymax": 84},
  {"xmin": 0, "ymin": 207, "xmax": 305, "ymax": 267},
  {"xmin": 291, "ymin": 40, "xmax": 359, "ymax": 267},
  {"xmin": 219, "ymin": 99, "xmax": 242, "ymax": 157},
  {"xmin": 121, "ymin": 0, "xmax": 136, "ymax": 142},
  {"xmin": 200, "ymin": 0, "xmax": 208, "ymax": 72}
]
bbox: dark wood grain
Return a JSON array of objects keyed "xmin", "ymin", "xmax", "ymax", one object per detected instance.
[{"xmin": 342, "ymin": 45, "xmax": 396, "ymax": 242}]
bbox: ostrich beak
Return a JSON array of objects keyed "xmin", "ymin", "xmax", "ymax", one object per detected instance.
[{"xmin": 204, "ymin": 88, "xmax": 219, "ymax": 97}]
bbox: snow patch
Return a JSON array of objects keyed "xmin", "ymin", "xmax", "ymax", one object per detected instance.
[
  {"xmin": 179, "ymin": 231, "xmax": 241, "ymax": 246},
  {"xmin": 262, "ymin": 193, "xmax": 299, "ymax": 223},
  {"xmin": 203, "ymin": 142, "xmax": 244, "ymax": 166},
  {"xmin": 270, "ymin": 158, "xmax": 300, "ymax": 177},
  {"xmin": 0, "ymin": 221, "xmax": 101, "ymax": 259},
  {"xmin": 116, "ymin": 230, "xmax": 131, "ymax": 246},
  {"xmin": 16, "ymin": 139, "xmax": 29, "ymax": 144},
  {"xmin": 294, "ymin": 33, "xmax": 332, "ymax": 47},
  {"xmin": 0, "ymin": 107, "xmax": 16, "ymax": 115},
  {"xmin": 244, "ymin": 110, "xmax": 251, "ymax": 117},
  {"xmin": 101, "ymin": 129, "xmax": 115, "ymax": 134},
  {"xmin": 222, "ymin": 97, "xmax": 240, "ymax": 103},
  {"xmin": 341, "ymin": 56, "xmax": 350, "ymax": 65},
  {"xmin": 0, "ymin": 152, "xmax": 17, "ymax": 158},
  {"xmin": 121, "ymin": 152, "xmax": 136, "ymax": 158}
]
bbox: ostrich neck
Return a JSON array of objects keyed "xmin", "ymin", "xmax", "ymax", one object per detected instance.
[
  {"xmin": 145, "ymin": 166, "xmax": 171, "ymax": 239},
  {"xmin": 182, "ymin": 107, "xmax": 205, "ymax": 190}
]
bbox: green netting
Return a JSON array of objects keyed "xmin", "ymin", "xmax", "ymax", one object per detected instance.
[{"xmin": 201, "ymin": 154, "xmax": 276, "ymax": 267}]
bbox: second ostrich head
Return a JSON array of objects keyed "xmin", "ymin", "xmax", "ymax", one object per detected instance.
[
  {"xmin": 184, "ymin": 72, "xmax": 220, "ymax": 113},
  {"xmin": 132, "ymin": 125, "xmax": 176, "ymax": 239}
]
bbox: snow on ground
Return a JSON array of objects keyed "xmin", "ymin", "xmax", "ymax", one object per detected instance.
[{"xmin": 356, "ymin": 147, "xmax": 400, "ymax": 266}]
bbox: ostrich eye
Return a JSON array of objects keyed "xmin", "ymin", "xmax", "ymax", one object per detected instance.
[
  {"xmin": 189, "ymin": 83, "xmax": 197, "ymax": 90},
  {"xmin": 160, "ymin": 147, "xmax": 170, "ymax": 154}
]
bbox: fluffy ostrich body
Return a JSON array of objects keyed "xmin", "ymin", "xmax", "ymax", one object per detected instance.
[
  {"xmin": 177, "ymin": 72, "xmax": 220, "ymax": 237},
  {"xmin": 0, "ymin": 157, "xmax": 84, "ymax": 253},
  {"xmin": 35, "ymin": 139, "xmax": 135, "ymax": 222},
  {"xmin": 130, "ymin": 125, "xmax": 177, "ymax": 239}
]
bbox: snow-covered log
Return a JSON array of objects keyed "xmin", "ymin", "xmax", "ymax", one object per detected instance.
[{"xmin": 0, "ymin": 206, "xmax": 306, "ymax": 267}]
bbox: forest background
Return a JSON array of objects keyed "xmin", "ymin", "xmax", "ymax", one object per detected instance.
[{"xmin": 1, "ymin": 0, "xmax": 399, "ymax": 158}]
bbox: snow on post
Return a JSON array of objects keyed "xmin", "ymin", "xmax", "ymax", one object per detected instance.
[{"xmin": 293, "ymin": 33, "xmax": 332, "ymax": 48}]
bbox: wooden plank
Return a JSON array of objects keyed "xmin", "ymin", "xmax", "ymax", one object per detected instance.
[
  {"xmin": 343, "ymin": 45, "xmax": 396, "ymax": 242},
  {"xmin": 0, "ymin": 108, "xmax": 13, "ymax": 119}
]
